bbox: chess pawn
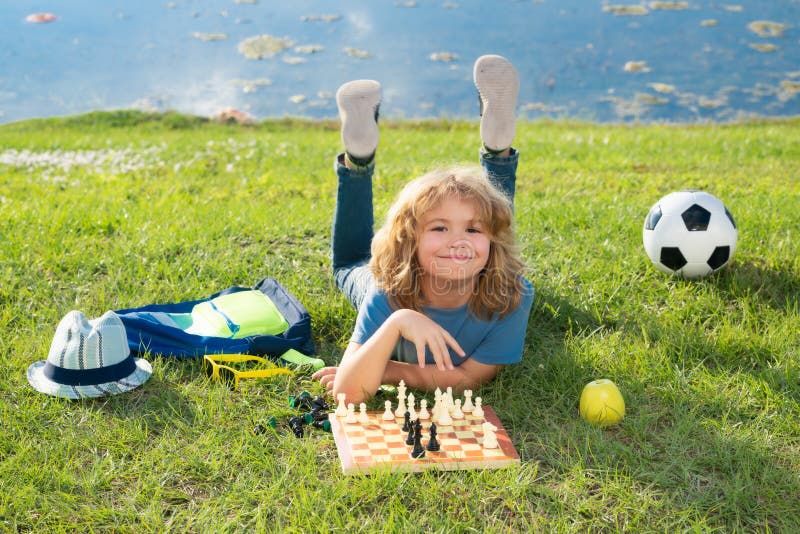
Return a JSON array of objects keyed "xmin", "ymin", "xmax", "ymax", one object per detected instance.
[
  {"xmin": 407, "ymin": 393, "xmax": 416, "ymax": 419},
  {"xmin": 418, "ymin": 399, "xmax": 430, "ymax": 420},
  {"xmin": 462, "ymin": 390, "xmax": 474, "ymax": 413},
  {"xmin": 472, "ymin": 396, "xmax": 484, "ymax": 418},
  {"xmin": 382, "ymin": 400, "xmax": 395, "ymax": 421},
  {"xmin": 394, "ymin": 393, "xmax": 407, "ymax": 418},
  {"xmin": 344, "ymin": 403, "xmax": 358, "ymax": 423},
  {"xmin": 335, "ymin": 392, "xmax": 348, "ymax": 417},
  {"xmin": 358, "ymin": 403, "xmax": 370, "ymax": 424},
  {"xmin": 451, "ymin": 399, "xmax": 464, "ymax": 419}
]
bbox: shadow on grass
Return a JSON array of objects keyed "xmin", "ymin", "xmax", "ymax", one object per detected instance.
[
  {"xmin": 94, "ymin": 369, "xmax": 198, "ymax": 432},
  {"xmin": 716, "ymin": 259, "xmax": 799, "ymax": 312}
]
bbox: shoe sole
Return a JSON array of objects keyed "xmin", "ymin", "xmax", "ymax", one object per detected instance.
[
  {"xmin": 336, "ymin": 80, "xmax": 381, "ymax": 159},
  {"xmin": 473, "ymin": 55, "xmax": 519, "ymax": 152}
]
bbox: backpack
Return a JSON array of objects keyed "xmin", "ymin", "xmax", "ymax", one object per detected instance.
[{"xmin": 115, "ymin": 278, "xmax": 315, "ymax": 359}]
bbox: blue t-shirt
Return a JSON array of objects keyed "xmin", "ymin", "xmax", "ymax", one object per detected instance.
[{"xmin": 351, "ymin": 278, "xmax": 534, "ymax": 366}]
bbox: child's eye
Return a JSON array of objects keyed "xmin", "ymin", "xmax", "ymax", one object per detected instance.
[
  {"xmin": 431, "ymin": 226, "xmax": 447, "ymax": 232},
  {"xmin": 467, "ymin": 227, "xmax": 482, "ymax": 233}
]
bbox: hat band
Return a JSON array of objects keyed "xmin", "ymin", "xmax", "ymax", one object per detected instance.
[{"xmin": 42, "ymin": 355, "xmax": 137, "ymax": 386}]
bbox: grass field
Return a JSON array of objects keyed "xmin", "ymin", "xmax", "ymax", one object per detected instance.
[{"xmin": 1, "ymin": 112, "xmax": 798, "ymax": 532}]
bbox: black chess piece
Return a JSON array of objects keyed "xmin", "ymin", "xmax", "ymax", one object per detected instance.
[
  {"xmin": 426, "ymin": 422, "xmax": 440, "ymax": 452},
  {"xmin": 288, "ymin": 416, "xmax": 305, "ymax": 438},
  {"xmin": 310, "ymin": 406, "xmax": 329, "ymax": 423},
  {"xmin": 311, "ymin": 419, "xmax": 331, "ymax": 432},
  {"xmin": 406, "ymin": 418, "xmax": 415, "ymax": 445},
  {"xmin": 410, "ymin": 421, "xmax": 426, "ymax": 459},
  {"xmin": 402, "ymin": 411, "xmax": 411, "ymax": 432},
  {"xmin": 289, "ymin": 391, "xmax": 314, "ymax": 411},
  {"xmin": 311, "ymin": 396, "xmax": 329, "ymax": 411}
]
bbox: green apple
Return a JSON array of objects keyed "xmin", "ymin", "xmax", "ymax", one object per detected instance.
[{"xmin": 579, "ymin": 379, "xmax": 625, "ymax": 427}]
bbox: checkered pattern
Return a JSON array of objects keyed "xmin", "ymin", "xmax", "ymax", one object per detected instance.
[{"xmin": 329, "ymin": 406, "xmax": 519, "ymax": 474}]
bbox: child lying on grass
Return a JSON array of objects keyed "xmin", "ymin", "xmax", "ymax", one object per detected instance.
[{"xmin": 313, "ymin": 55, "xmax": 534, "ymax": 404}]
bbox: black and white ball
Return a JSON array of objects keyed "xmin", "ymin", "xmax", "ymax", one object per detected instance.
[{"xmin": 643, "ymin": 190, "xmax": 737, "ymax": 279}]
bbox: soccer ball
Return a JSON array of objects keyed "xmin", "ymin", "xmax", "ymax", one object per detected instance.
[{"xmin": 643, "ymin": 190, "xmax": 737, "ymax": 279}]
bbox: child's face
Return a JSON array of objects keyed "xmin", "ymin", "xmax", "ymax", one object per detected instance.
[{"xmin": 416, "ymin": 196, "xmax": 491, "ymax": 285}]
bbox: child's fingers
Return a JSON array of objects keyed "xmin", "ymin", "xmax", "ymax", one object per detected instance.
[
  {"xmin": 433, "ymin": 335, "xmax": 452, "ymax": 371},
  {"xmin": 442, "ymin": 329, "xmax": 465, "ymax": 358},
  {"xmin": 416, "ymin": 343, "xmax": 427, "ymax": 369},
  {"xmin": 321, "ymin": 377, "xmax": 334, "ymax": 392},
  {"xmin": 424, "ymin": 332, "xmax": 447, "ymax": 371},
  {"xmin": 312, "ymin": 366, "xmax": 337, "ymax": 380},
  {"xmin": 315, "ymin": 369, "xmax": 336, "ymax": 391}
]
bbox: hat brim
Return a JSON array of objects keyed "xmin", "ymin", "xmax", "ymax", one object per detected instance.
[{"xmin": 27, "ymin": 357, "xmax": 153, "ymax": 399}]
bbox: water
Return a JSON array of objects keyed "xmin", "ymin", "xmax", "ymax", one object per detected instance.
[{"xmin": 1, "ymin": 0, "xmax": 798, "ymax": 124}]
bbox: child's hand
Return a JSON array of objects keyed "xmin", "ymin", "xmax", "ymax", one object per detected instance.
[
  {"xmin": 312, "ymin": 366, "xmax": 338, "ymax": 392},
  {"xmin": 391, "ymin": 309, "xmax": 465, "ymax": 371}
]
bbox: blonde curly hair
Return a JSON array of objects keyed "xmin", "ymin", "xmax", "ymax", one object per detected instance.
[{"xmin": 369, "ymin": 166, "xmax": 526, "ymax": 320}]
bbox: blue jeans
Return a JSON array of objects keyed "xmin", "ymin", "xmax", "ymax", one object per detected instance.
[{"xmin": 332, "ymin": 149, "xmax": 519, "ymax": 310}]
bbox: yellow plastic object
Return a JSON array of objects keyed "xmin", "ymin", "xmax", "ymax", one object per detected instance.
[{"xmin": 202, "ymin": 354, "xmax": 294, "ymax": 390}]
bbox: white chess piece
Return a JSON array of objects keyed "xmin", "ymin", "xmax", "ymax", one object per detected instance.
[
  {"xmin": 407, "ymin": 393, "xmax": 416, "ymax": 419},
  {"xmin": 382, "ymin": 400, "xmax": 394, "ymax": 421},
  {"xmin": 431, "ymin": 390, "xmax": 442, "ymax": 423},
  {"xmin": 451, "ymin": 398, "xmax": 464, "ymax": 419},
  {"xmin": 472, "ymin": 396, "xmax": 484, "ymax": 418},
  {"xmin": 438, "ymin": 404, "xmax": 453, "ymax": 426},
  {"xmin": 462, "ymin": 390, "xmax": 474, "ymax": 413},
  {"xmin": 445, "ymin": 391, "xmax": 455, "ymax": 416},
  {"xmin": 418, "ymin": 399, "xmax": 430, "ymax": 419},
  {"xmin": 335, "ymin": 392, "xmax": 348, "ymax": 417},
  {"xmin": 394, "ymin": 392, "xmax": 407, "ymax": 417},
  {"xmin": 397, "ymin": 380, "xmax": 407, "ymax": 402},
  {"xmin": 345, "ymin": 402, "xmax": 358, "ymax": 423},
  {"xmin": 358, "ymin": 402, "xmax": 370, "ymax": 424},
  {"xmin": 482, "ymin": 421, "xmax": 498, "ymax": 449}
]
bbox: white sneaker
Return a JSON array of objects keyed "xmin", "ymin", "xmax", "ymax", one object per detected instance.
[
  {"xmin": 336, "ymin": 79, "xmax": 381, "ymax": 160},
  {"xmin": 473, "ymin": 55, "xmax": 519, "ymax": 152}
]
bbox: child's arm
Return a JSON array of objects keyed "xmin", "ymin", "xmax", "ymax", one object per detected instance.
[
  {"xmin": 328, "ymin": 309, "xmax": 465, "ymax": 403},
  {"xmin": 382, "ymin": 357, "xmax": 499, "ymax": 393}
]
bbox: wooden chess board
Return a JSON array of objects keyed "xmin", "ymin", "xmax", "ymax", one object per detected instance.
[{"xmin": 328, "ymin": 405, "xmax": 520, "ymax": 474}]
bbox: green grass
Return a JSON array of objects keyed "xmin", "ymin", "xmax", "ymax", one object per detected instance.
[{"xmin": 1, "ymin": 111, "xmax": 798, "ymax": 532}]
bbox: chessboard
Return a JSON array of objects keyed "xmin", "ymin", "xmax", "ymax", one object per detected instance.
[{"xmin": 328, "ymin": 405, "xmax": 520, "ymax": 474}]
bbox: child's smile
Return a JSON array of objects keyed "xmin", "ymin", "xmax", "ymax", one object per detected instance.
[{"xmin": 417, "ymin": 196, "xmax": 491, "ymax": 290}]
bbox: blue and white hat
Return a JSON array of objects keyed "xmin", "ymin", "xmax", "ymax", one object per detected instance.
[{"xmin": 27, "ymin": 310, "xmax": 152, "ymax": 399}]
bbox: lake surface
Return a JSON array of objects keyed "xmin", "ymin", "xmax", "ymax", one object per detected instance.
[{"xmin": 1, "ymin": 0, "xmax": 799, "ymax": 124}]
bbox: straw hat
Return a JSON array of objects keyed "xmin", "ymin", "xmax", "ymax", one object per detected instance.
[{"xmin": 27, "ymin": 310, "xmax": 152, "ymax": 399}]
